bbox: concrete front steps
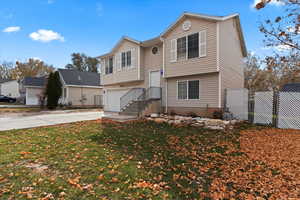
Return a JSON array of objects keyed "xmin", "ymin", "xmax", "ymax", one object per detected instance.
[{"xmin": 120, "ymin": 99, "xmax": 162, "ymax": 117}]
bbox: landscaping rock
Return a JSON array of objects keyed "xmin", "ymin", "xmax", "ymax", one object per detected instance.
[
  {"xmin": 147, "ymin": 114, "xmax": 234, "ymax": 130},
  {"xmin": 154, "ymin": 118, "xmax": 167, "ymax": 123},
  {"xmin": 150, "ymin": 113, "xmax": 159, "ymax": 118}
]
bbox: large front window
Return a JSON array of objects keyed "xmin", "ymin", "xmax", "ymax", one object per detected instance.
[{"xmin": 177, "ymin": 80, "xmax": 200, "ymax": 100}]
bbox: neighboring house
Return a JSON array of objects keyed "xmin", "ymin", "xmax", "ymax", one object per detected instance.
[
  {"xmin": 20, "ymin": 77, "xmax": 47, "ymax": 105},
  {"xmin": 58, "ymin": 69, "xmax": 103, "ymax": 106},
  {"xmin": 281, "ymin": 83, "xmax": 300, "ymax": 92},
  {"xmin": 98, "ymin": 12, "xmax": 247, "ymax": 117},
  {"xmin": 0, "ymin": 79, "xmax": 20, "ymax": 98}
]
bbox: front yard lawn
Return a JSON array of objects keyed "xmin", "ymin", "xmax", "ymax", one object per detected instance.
[{"xmin": 0, "ymin": 120, "xmax": 299, "ymax": 199}]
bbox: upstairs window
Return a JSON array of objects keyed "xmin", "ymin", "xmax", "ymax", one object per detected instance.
[
  {"xmin": 171, "ymin": 30, "xmax": 206, "ymax": 62},
  {"xmin": 121, "ymin": 52, "xmax": 126, "ymax": 68},
  {"xmin": 126, "ymin": 51, "xmax": 131, "ymax": 67},
  {"xmin": 177, "ymin": 37, "xmax": 187, "ymax": 60},
  {"xmin": 108, "ymin": 57, "xmax": 114, "ymax": 73},
  {"xmin": 105, "ymin": 57, "xmax": 113, "ymax": 74},
  {"xmin": 121, "ymin": 50, "xmax": 132, "ymax": 68},
  {"xmin": 188, "ymin": 33, "xmax": 199, "ymax": 59}
]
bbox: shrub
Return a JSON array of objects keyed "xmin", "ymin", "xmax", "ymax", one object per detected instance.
[
  {"xmin": 186, "ymin": 112, "xmax": 198, "ymax": 118},
  {"xmin": 213, "ymin": 110, "xmax": 223, "ymax": 119}
]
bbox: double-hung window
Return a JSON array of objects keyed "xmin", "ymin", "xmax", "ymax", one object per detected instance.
[
  {"xmin": 177, "ymin": 37, "xmax": 187, "ymax": 60},
  {"xmin": 121, "ymin": 50, "xmax": 132, "ymax": 68},
  {"xmin": 172, "ymin": 31, "xmax": 206, "ymax": 62},
  {"xmin": 188, "ymin": 33, "xmax": 199, "ymax": 59},
  {"xmin": 108, "ymin": 57, "xmax": 113, "ymax": 74},
  {"xmin": 105, "ymin": 57, "xmax": 113, "ymax": 74},
  {"xmin": 177, "ymin": 80, "xmax": 200, "ymax": 100}
]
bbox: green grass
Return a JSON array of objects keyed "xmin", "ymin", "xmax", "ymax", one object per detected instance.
[{"xmin": 0, "ymin": 120, "xmax": 279, "ymax": 199}]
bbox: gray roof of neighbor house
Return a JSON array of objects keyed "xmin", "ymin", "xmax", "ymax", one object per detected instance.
[
  {"xmin": 281, "ymin": 83, "xmax": 300, "ymax": 92},
  {"xmin": 0, "ymin": 79, "xmax": 14, "ymax": 84},
  {"xmin": 22, "ymin": 77, "xmax": 47, "ymax": 87},
  {"xmin": 58, "ymin": 69, "xmax": 101, "ymax": 87}
]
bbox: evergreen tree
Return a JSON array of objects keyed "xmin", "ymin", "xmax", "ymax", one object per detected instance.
[{"xmin": 45, "ymin": 71, "xmax": 62, "ymax": 109}]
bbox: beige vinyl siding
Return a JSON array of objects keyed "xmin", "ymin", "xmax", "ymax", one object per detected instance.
[
  {"xmin": 142, "ymin": 44, "xmax": 165, "ymax": 105},
  {"xmin": 167, "ymin": 73, "xmax": 219, "ymax": 108},
  {"xmin": 164, "ymin": 16, "xmax": 218, "ymax": 78},
  {"xmin": 143, "ymin": 44, "xmax": 163, "ymax": 87},
  {"xmin": 67, "ymin": 87, "xmax": 102, "ymax": 106},
  {"xmin": 219, "ymin": 18, "xmax": 245, "ymax": 106},
  {"xmin": 101, "ymin": 40, "xmax": 141, "ymax": 85}
]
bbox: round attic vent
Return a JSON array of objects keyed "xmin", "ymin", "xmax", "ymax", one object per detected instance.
[{"xmin": 182, "ymin": 20, "xmax": 192, "ymax": 31}]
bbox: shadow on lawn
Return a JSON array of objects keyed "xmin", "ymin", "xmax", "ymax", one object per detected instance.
[{"xmin": 90, "ymin": 120, "xmax": 244, "ymax": 199}]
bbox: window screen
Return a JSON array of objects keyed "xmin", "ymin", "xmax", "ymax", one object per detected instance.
[
  {"xmin": 177, "ymin": 37, "xmax": 187, "ymax": 60},
  {"xmin": 188, "ymin": 80, "xmax": 199, "ymax": 99},
  {"xmin": 178, "ymin": 81, "xmax": 187, "ymax": 100},
  {"xmin": 188, "ymin": 33, "xmax": 199, "ymax": 59}
]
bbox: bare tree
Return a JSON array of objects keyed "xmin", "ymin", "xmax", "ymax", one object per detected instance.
[{"xmin": 0, "ymin": 61, "xmax": 13, "ymax": 80}]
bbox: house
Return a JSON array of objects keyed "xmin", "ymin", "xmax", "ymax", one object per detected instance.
[
  {"xmin": 58, "ymin": 69, "xmax": 103, "ymax": 107},
  {"xmin": 0, "ymin": 79, "xmax": 20, "ymax": 98},
  {"xmin": 281, "ymin": 83, "xmax": 300, "ymax": 92},
  {"xmin": 19, "ymin": 77, "xmax": 47, "ymax": 105},
  {"xmin": 98, "ymin": 12, "xmax": 247, "ymax": 117}
]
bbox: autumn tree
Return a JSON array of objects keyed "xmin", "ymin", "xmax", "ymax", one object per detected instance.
[
  {"xmin": 256, "ymin": 0, "xmax": 299, "ymax": 52},
  {"xmin": 0, "ymin": 61, "xmax": 13, "ymax": 80},
  {"xmin": 11, "ymin": 58, "xmax": 54, "ymax": 80},
  {"xmin": 66, "ymin": 53, "xmax": 99, "ymax": 73}
]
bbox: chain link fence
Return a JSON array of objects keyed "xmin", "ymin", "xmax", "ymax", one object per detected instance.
[{"xmin": 225, "ymin": 88, "xmax": 300, "ymax": 130}]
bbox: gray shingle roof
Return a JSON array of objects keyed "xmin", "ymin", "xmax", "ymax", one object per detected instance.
[
  {"xmin": 0, "ymin": 79, "xmax": 13, "ymax": 84},
  {"xmin": 58, "ymin": 69, "xmax": 101, "ymax": 87},
  {"xmin": 23, "ymin": 77, "xmax": 47, "ymax": 87},
  {"xmin": 281, "ymin": 83, "xmax": 300, "ymax": 92}
]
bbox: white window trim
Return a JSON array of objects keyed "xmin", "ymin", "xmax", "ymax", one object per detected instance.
[
  {"xmin": 177, "ymin": 80, "xmax": 200, "ymax": 100},
  {"xmin": 173, "ymin": 30, "xmax": 207, "ymax": 63}
]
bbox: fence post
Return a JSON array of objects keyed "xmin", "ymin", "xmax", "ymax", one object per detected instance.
[
  {"xmin": 272, "ymin": 91, "xmax": 279, "ymax": 128},
  {"xmin": 223, "ymin": 89, "xmax": 227, "ymax": 112},
  {"xmin": 248, "ymin": 90, "xmax": 255, "ymax": 124}
]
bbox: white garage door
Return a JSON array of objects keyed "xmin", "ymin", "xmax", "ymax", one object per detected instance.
[
  {"xmin": 26, "ymin": 88, "xmax": 42, "ymax": 105},
  {"xmin": 104, "ymin": 89, "xmax": 129, "ymax": 112}
]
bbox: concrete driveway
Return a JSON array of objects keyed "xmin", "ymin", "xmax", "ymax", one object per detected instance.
[{"xmin": 0, "ymin": 111, "xmax": 104, "ymax": 131}]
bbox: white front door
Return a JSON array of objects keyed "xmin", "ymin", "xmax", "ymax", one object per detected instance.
[
  {"xmin": 149, "ymin": 70, "xmax": 161, "ymax": 99},
  {"xmin": 149, "ymin": 70, "xmax": 160, "ymax": 87},
  {"xmin": 104, "ymin": 89, "xmax": 129, "ymax": 112}
]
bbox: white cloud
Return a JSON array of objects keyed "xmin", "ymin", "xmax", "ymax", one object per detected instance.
[
  {"xmin": 274, "ymin": 44, "xmax": 291, "ymax": 51},
  {"xmin": 251, "ymin": 0, "xmax": 284, "ymax": 9},
  {"xmin": 261, "ymin": 44, "xmax": 291, "ymax": 52},
  {"xmin": 47, "ymin": 0, "xmax": 54, "ymax": 4},
  {"xmin": 3, "ymin": 26, "xmax": 21, "ymax": 33},
  {"xmin": 29, "ymin": 29, "xmax": 65, "ymax": 43}
]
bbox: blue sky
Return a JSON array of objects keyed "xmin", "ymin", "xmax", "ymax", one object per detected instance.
[{"xmin": 0, "ymin": 0, "xmax": 285, "ymax": 68}]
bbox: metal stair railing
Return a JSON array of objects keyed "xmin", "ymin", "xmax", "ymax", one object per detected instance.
[{"xmin": 120, "ymin": 88, "xmax": 145, "ymax": 111}]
